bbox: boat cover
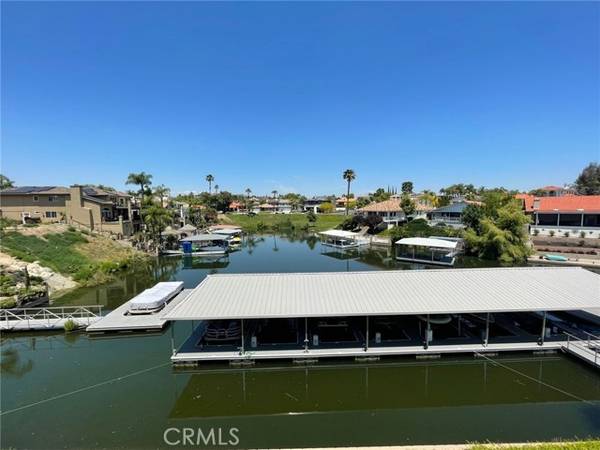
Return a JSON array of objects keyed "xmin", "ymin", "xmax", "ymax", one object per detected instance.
[{"xmin": 129, "ymin": 281, "xmax": 184, "ymax": 311}]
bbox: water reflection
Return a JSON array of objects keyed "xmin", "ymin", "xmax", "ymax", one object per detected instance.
[{"xmin": 170, "ymin": 357, "xmax": 600, "ymax": 419}]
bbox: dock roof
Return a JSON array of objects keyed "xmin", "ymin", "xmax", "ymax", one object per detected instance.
[{"xmin": 162, "ymin": 267, "xmax": 600, "ymax": 321}]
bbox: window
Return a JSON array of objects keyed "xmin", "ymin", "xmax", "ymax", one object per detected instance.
[
  {"xmin": 48, "ymin": 196, "xmax": 56, "ymax": 202},
  {"xmin": 33, "ymin": 195, "xmax": 39, "ymax": 202},
  {"xmin": 45, "ymin": 211, "xmax": 57, "ymax": 218}
]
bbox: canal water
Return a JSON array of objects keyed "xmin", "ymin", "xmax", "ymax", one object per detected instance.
[{"xmin": 1, "ymin": 234, "xmax": 599, "ymax": 449}]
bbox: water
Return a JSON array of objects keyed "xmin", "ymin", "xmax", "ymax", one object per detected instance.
[{"xmin": 1, "ymin": 234, "xmax": 599, "ymax": 449}]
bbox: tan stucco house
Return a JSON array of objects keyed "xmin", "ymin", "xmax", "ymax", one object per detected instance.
[{"xmin": 0, "ymin": 185, "xmax": 139, "ymax": 237}]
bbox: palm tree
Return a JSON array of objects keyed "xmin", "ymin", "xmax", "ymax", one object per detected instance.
[
  {"xmin": 342, "ymin": 169, "xmax": 356, "ymax": 215},
  {"xmin": 143, "ymin": 204, "xmax": 173, "ymax": 249},
  {"xmin": 271, "ymin": 190, "xmax": 278, "ymax": 200},
  {"xmin": 126, "ymin": 172, "xmax": 153, "ymax": 209},
  {"xmin": 153, "ymin": 184, "xmax": 170, "ymax": 208},
  {"xmin": 245, "ymin": 188, "xmax": 252, "ymax": 198},
  {"xmin": 214, "ymin": 184, "xmax": 219, "ymax": 194},
  {"xmin": 206, "ymin": 174, "xmax": 214, "ymax": 194}
]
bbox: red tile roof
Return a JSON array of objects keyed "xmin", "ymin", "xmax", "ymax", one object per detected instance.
[{"xmin": 515, "ymin": 194, "xmax": 600, "ymax": 213}]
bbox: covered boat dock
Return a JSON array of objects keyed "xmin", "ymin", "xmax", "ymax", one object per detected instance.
[{"xmin": 161, "ymin": 267, "xmax": 600, "ymax": 365}]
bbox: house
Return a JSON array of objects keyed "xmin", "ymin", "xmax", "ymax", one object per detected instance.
[
  {"xmin": 516, "ymin": 194, "xmax": 600, "ymax": 237},
  {"xmin": 303, "ymin": 196, "xmax": 330, "ymax": 213},
  {"xmin": 359, "ymin": 199, "xmax": 405, "ymax": 228},
  {"xmin": 0, "ymin": 186, "xmax": 70, "ymax": 223},
  {"xmin": 427, "ymin": 201, "xmax": 471, "ymax": 227},
  {"xmin": 0, "ymin": 185, "xmax": 137, "ymax": 237},
  {"xmin": 533, "ymin": 185, "xmax": 577, "ymax": 197},
  {"xmin": 228, "ymin": 201, "xmax": 243, "ymax": 212}
]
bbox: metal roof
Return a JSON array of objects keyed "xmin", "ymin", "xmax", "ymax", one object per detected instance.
[
  {"xmin": 319, "ymin": 229, "xmax": 359, "ymax": 238},
  {"xmin": 162, "ymin": 267, "xmax": 600, "ymax": 321},
  {"xmin": 179, "ymin": 234, "xmax": 229, "ymax": 242},
  {"xmin": 430, "ymin": 202, "xmax": 471, "ymax": 214},
  {"xmin": 396, "ymin": 237, "xmax": 458, "ymax": 249}
]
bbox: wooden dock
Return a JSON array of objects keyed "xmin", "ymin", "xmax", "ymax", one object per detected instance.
[
  {"xmin": 86, "ymin": 289, "xmax": 192, "ymax": 333},
  {"xmin": 0, "ymin": 306, "xmax": 103, "ymax": 331}
]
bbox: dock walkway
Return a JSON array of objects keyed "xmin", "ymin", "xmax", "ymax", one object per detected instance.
[
  {"xmin": 0, "ymin": 306, "xmax": 102, "ymax": 331},
  {"xmin": 562, "ymin": 333, "xmax": 599, "ymax": 368},
  {"xmin": 87, "ymin": 289, "xmax": 192, "ymax": 333}
]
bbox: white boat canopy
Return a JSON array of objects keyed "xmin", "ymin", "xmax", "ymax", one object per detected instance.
[
  {"xmin": 319, "ymin": 229, "xmax": 360, "ymax": 238},
  {"xmin": 129, "ymin": 281, "xmax": 184, "ymax": 311},
  {"xmin": 161, "ymin": 267, "xmax": 600, "ymax": 321},
  {"xmin": 395, "ymin": 237, "xmax": 458, "ymax": 249},
  {"xmin": 179, "ymin": 234, "xmax": 229, "ymax": 242}
]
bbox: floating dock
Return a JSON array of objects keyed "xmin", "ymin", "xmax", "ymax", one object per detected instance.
[{"xmin": 86, "ymin": 289, "xmax": 192, "ymax": 333}]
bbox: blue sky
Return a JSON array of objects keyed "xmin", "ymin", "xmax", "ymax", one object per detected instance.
[{"xmin": 2, "ymin": 1, "xmax": 599, "ymax": 196}]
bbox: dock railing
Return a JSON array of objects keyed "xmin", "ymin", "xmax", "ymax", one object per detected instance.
[
  {"xmin": 0, "ymin": 305, "xmax": 103, "ymax": 329},
  {"xmin": 564, "ymin": 331, "xmax": 599, "ymax": 366}
]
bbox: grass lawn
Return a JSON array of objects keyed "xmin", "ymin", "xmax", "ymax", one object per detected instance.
[
  {"xmin": 224, "ymin": 213, "xmax": 346, "ymax": 232},
  {"xmin": 469, "ymin": 441, "xmax": 600, "ymax": 450}
]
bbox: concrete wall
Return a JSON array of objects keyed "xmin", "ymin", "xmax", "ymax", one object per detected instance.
[{"xmin": 530, "ymin": 224, "xmax": 600, "ymax": 238}]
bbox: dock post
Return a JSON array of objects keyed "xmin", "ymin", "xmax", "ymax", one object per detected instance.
[
  {"xmin": 170, "ymin": 323, "xmax": 175, "ymax": 355},
  {"xmin": 304, "ymin": 318, "xmax": 308, "ymax": 352},
  {"xmin": 241, "ymin": 319, "xmax": 245, "ymax": 355},
  {"xmin": 484, "ymin": 313, "xmax": 490, "ymax": 347},
  {"xmin": 365, "ymin": 316, "xmax": 369, "ymax": 351},
  {"xmin": 540, "ymin": 311, "xmax": 547, "ymax": 346}
]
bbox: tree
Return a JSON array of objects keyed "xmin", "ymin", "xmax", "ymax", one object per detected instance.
[
  {"xmin": 372, "ymin": 188, "xmax": 390, "ymax": 203},
  {"xmin": 271, "ymin": 190, "xmax": 278, "ymax": 200},
  {"xmin": 153, "ymin": 184, "xmax": 170, "ymax": 208},
  {"xmin": 142, "ymin": 204, "xmax": 172, "ymax": 245},
  {"xmin": 205, "ymin": 174, "xmax": 214, "ymax": 194},
  {"xmin": 464, "ymin": 202, "xmax": 531, "ymax": 263},
  {"xmin": 319, "ymin": 202, "xmax": 335, "ymax": 213},
  {"xmin": 214, "ymin": 184, "xmax": 219, "ymax": 194},
  {"xmin": 306, "ymin": 210, "xmax": 317, "ymax": 224},
  {"xmin": 343, "ymin": 169, "xmax": 356, "ymax": 216},
  {"xmin": 0, "ymin": 174, "xmax": 14, "ymax": 190},
  {"xmin": 400, "ymin": 194, "xmax": 416, "ymax": 217},
  {"xmin": 575, "ymin": 162, "xmax": 600, "ymax": 195},
  {"xmin": 245, "ymin": 188, "xmax": 252, "ymax": 210},
  {"xmin": 126, "ymin": 172, "xmax": 153, "ymax": 209},
  {"xmin": 401, "ymin": 181, "xmax": 413, "ymax": 195},
  {"xmin": 461, "ymin": 204, "xmax": 486, "ymax": 232}
]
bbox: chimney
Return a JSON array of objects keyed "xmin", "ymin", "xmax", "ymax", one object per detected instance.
[{"xmin": 70, "ymin": 185, "xmax": 84, "ymax": 206}]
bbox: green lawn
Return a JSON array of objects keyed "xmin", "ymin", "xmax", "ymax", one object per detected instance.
[
  {"xmin": 0, "ymin": 230, "xmax": 144, "ymax": 285},
  {"xmin": 224, "ymin": 213, "xmax": 346, "ymax": 232},
  {"xmin": 1, "ymin": 231, "xmax": 91, "ymax": 276},
  {"xmin": 469, "ymin": 441, "xmax": 600, "ymax": 450}
]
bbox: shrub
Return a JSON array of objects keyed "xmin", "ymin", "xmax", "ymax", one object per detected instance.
[
  {"xmin": 533, "ymin": 229, "xmax": 540, "ymax": 236},
  {"xmin": 564, "ymin": 231, "xmax": 570, "ymax": 238},
  {"xmin": 0, "ymin": 298, "xmax": 17, "ymax": 309},
  {"xmin": 580, "ymin": 231, "xmax": 587, "ymax": 239},
  {"xmin": 549, "ymin": 230, "xmax": 555, "ymax": 237},
  {"xmin": 63, "ymin": 319, "xmax": 78, "ymax": 332}
]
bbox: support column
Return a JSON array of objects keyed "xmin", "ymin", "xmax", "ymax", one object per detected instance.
[
  {"xmin": 581, "ymin": 214, "xmax": 585, "ymax": 227},
  {"xmin": 484, "ymin": 313, "xmax": 490, "ymax": 347},
  {"xmin": 240, "ymin": 319, "xmax": 245, "ymax": 355},
  {"xmin": 365, "ymin": 316, "xmax": 369, "ymax": 351},
  {"xmin": 304, "ymin": 317, "xmax": 308, "ymax": 352},
  {"xmin": 557, "ymin": 213, "xmax": 560, "ymax": 226},
  {"xmin": 540, "ymin": 311, "xmax": 547, "ymax": 346},
  {"xmin": 458, "ymin": 314, "xmax": 462, "ymax": 337},
  {"xmin": 170, "ymin": 323, "xmax": 176, "ymax": 355}
]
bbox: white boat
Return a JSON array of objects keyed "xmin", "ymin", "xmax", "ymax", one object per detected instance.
[
  {"xmin": 395, "ymin": 237, "xmax": 460, "ymax": 266},
  {"xmin": 319, "ymin": 229, "xmax": 369, "ymax": 249},
  {"xmin": 128, "ymin": 281, "xmax": 184, "ymax": 315}
]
